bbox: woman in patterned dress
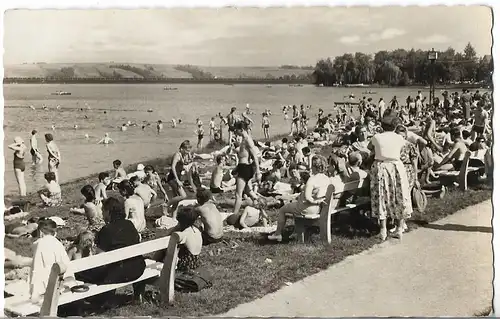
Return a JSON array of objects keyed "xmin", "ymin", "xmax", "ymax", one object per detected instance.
[{"xmin": 368, "ymin": 112, "xmax": 412, "ymax": 241}]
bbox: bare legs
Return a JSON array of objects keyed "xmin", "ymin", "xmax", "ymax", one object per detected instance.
[
  {"xmin": 166, "ymin": 186, "xmax": 187, "ymax": 220},
  {"xmin": 232, "ymin": 177, "xmax": 258, "ymax": 216},
  {"xmin": 14, "ymin": 169, "xmax": 26, "ymax": 196}
]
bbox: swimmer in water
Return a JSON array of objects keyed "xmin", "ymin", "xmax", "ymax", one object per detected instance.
[
  {"xmin": 51, "ymin": 125, "xmax": 56, "ymax": 131},
  {"xmin": 84, "ymin": 134, "xmax": 89, "ymax": 139},
  {"xmin": 121, "ymin": 124, "xmax": 127, "ymax": 132},
  {"xmin": 29, "ymin": 105, "xmax": 35, "ymax": 110},
  {"xmin": 171, "ymin": 118, "xmax": 177, "ymax": 128},
  {"xmin": 74, "ymin": 124, "xmax": 78, "ymax": 130},
  {"xmin": 97, "ymin": 133, "xmax": 115, "ymax": 145},
  {"xmin": 56, "ymin": 105, "xmax": 61, "ymax": 110}
]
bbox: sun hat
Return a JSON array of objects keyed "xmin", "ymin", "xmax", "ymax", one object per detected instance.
[
  {"xmin": 14, "ymin": 137, "xmax": 24, "ymax": 144},
  {"xmin": 137, "ymin": 164, "xmax": 145, "ymax": 171}
]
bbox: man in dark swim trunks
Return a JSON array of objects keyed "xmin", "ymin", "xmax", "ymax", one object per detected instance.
[
  {"xmin": 30, "ymin": 130, "xmax": 43, "ymax": 165},
  {"xmin": 231, "ymin": 121, "xmax": 262, "ymax": 217}
]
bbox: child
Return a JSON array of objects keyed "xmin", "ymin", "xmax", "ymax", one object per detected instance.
[
  {"xmin": 209, "ymin": 117, "xmax": 216, "ymax": 141},
  {"xmin": 30, "ymin": 219, "xmax": 73, "ymax": 301},
  {"xmin": 67, "ymin": 230, "xmax": 96, "ymax": 261},
  {"xmin": 193, "ymin": 189, "xmax": 223, "ymax": 245},
  {"xmin": 210, "ymin": 154, "xmax": 226, "ymax": 194},
  {"xmin": 346, "ymin": 152, "xmax": 368, "ymax": 181},
  {"xmin": 130, "ymin": 175, "xmax": 157, "ymax": 210},
  {"xmin": 195, "ymin": 124, "xmax": 204, "ymax": 149},
  {"xmin": 112, "ymin": 159, "xmax": 127, "ymax": 186},
  {"xmin": 38, "ymin": 172, "xmax": 62, "ymax": 207},
  {"xmin": 70, "ymin": 185, "xmax": 104, "ymax": 231},
  {"xmin": 262, "ymin": 112, "xmax": 271, "ymax": 140},
  {"xmin": 94, "ymin": 172, "xmax": 110, "ymax": 207}
]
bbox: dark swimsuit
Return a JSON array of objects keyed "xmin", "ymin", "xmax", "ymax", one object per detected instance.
[
  {"xmin": 13, "ymin": 153, "xmax": 25, "ymax": 172},
  {"xmin": 167, "ymin": 152, "xmax": 190, "ymax": 195},
  {"xmin": 234, "ymin": 163, "xmax": 255, "ymax": 182}
]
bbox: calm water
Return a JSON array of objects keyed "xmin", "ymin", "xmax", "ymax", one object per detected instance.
[{"xmin": 2, "ymin": 83, "xmax": 446, "ymax": 195}]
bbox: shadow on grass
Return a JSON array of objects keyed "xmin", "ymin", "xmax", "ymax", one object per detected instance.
[{"xmin": 420, "ymin": 223, "xmax": 492, "ymax": 234}]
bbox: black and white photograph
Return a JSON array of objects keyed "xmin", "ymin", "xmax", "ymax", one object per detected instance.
[{"xmin": 2, "ymin": 4, "xmax": 495, "ymax": 317}]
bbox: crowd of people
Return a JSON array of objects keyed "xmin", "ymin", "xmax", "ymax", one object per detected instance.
[{"xmin": 5, "ymin": 88, "xmax": 493, "ymax": 310}]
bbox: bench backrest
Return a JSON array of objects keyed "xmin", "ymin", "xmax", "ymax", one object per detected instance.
[
  {"xmin": 458, "ymin": 150, "xmax": 472, "ymax": 191},
  {"xmin": 319, "ymin": 177, "xmax": 369, "ymax": 244},
  {"xmin": 40, "ymin": 235, "xmax": 176, "ymax": 316}
]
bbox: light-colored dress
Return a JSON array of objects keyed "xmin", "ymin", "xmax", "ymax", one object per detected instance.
[{"xmin": 369, "ymin": 132, "xmax": 412, "ymax": 220}]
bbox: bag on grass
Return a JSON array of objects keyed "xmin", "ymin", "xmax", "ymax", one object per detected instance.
[
  {"xmin": 411, "ymin": 186, "xmax": 428, "ymax": 214},
  {"xmin": 174, "ymin": 268, "xmax": 213, "ymax": 293}
]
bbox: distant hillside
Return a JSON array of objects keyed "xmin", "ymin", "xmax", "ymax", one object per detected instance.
[{"xmin": 4, "ymin": 63, "xmax": 313, "ymax": 80}]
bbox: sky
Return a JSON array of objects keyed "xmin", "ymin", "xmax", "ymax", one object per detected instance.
[{"xmin": 3, "ymin": 6, "xmax": 493, "ymax": 66}]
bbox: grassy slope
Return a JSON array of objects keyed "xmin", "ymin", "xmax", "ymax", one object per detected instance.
[
  {"xmin": 4, "ymin": 137, "xmax": 492, "ymax": 317},
  {"xmin": 4, "ymin": 63, "xmax": 311, "ymax": 79}
]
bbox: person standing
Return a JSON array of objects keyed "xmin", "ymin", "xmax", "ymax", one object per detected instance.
[
  {"xmin": 378, "ymin": 97, "xmax": 386, "ymax": 121},
  {"xmin": 262, "ymin": 112, "xmax": 271, "ymax": 140},
  {"xmin": 227, "ymin": 107, "xmax": 239, "ymax": 144},
  {"xmin": 45, "ymin": 133, "xmax": 61, "ymax": 184},
  {"xmin": 290, "ymin": 105, "xmax": 300, "ymax": 136},
  {"xmin": 461, "ymin": 89, "xmax": 472, "ymax": 120},
  {"xmin": 368, "ymin": 113, "xmax": 412, "ymax": 241},
  {"xmin": 8, "ymin": 137, "xmax": 28, "ymax": 196},
  {"xmin": 30, "ymin": 130, "xmax": 43, "ymax": 165}
]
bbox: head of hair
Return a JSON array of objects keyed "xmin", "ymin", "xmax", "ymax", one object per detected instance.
[
  {"xmin": 176, "ymin": 206, "xmax": 199, "ymax": 230},
  {"xmin": 144, "ymin": 165, "xmax": 155, "ymax": 173},
  {"xmin": 37, "ymin": 219, "xmax": 57, "ymax": 236},
  {"xmin": 129, "ymin": 175, "xmax": 140, "ymax": 184},
  {"xmin": 381, "ymin": 113, "xmax": 401, "ymax": 131},
  {"xmin": 44, "ymin": 172, "xmax": 56, "ymax": 182},
  {"xmin": 395, "ymin": 124, "xmax": 407, "ymax": 135},
  {"xmin": 196, "ymin": 188, "xmax": 212, "ymax": 205},
  {"xmin": 450, "ymin": 127, "xmax": 462, "ymax": 140},
  {"xmin": 31, "ymin": 129, "xmax": 37, "ymax": 135},
  {"xmin": 118, "ymin": 180, "xmax": 135, "ymax": 197},
  {"xmin": 348, "ymin": 152, "xmax": 362, "ymax": 167},
  {"xmin": 311, "ymin": 155, "xmax": 328, "ymax": 174},
  {"xmin": 113, "ymin": 159, "xmax": 121, "ymax": 167},
  {"xmin": 180, "ymin": 140, "xmax": 191, "ymax": 150},
  {"xmin": 215, "ymin": 154, "xmax": 225, "ymax": 164},
  {"xmin": 302, "ymin": 147, "xmax": 311, "ymax": 155},
  {"xmin": 81, "ymin": 185, "xmax": 96, "ymax": 202},
  {"xmin": 44, "ymin": 133, "xmax": 54, "ymax": 142},
  {"xmin": 98, "ymin": 172, "xmax": 109, "ymax": 181},
  {"xmin": 74, "ymin": 230, "xmax": 95, "ymax": 250},
  {"xmin": 102, "ymin": 197, "xmax": 126, "ymax": 222},
  {"xmin": 462, "ymin": 130, "xmax": 471, "ymax": 139},
  {"xmin": 281, "ymin": 138, "xmax": 288, "ymax": 144}
]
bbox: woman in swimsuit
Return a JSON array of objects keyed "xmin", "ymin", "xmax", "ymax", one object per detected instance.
[
  {"xmin": 8, "ymin": 136, "xmax": 27, "ymax": 196},
  {"xmin": 45, "ymin": 133, "xmax": 61, "ymax": 183},
  {"xmin": 144, "ymin": 165, "xmax": 168, "ymax": 201},
  {"xmin": 231, "ymin": 121, "xmax": 262, "ymax": 217},
  {"xmin": 165, "ymin": 140, "xmax": 193, "ymax": 217}
]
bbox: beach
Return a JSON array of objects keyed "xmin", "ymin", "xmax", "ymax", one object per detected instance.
[{"xmin": 3, "ymin": 83, "xmax": 489, "ymax": 195}]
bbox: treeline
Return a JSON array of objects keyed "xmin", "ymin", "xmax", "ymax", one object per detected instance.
[
  {"xmin": 280, "ymin": 65, "xmax": 315, "ymax": 70},
  {"xmin": 313, "ymin": 43, "xmax": 493, "ymax": 86},
  {"xmin": 3, "ymin": 77, "xmax": 312, "ymax": 84}
]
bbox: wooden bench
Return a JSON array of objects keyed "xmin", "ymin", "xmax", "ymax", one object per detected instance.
[
  {"xmin": 435, "ymin": 151, "xmax": 484, "ymax": 191},
  {"xmin": 287, "ymin": 177, "xmax": 370, "ymax": 244},
  {"xmin": 4, "ymin": 233, "xmax": 182, "ymax": 316}
]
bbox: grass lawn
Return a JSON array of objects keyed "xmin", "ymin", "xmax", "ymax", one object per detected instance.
[{"xmin": 4, "ymin": 137, "xmax": 492, "ymax": 317}]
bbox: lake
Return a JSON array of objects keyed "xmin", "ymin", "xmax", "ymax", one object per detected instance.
[{"xmin": 2, "ymin": 83, "xmax": 469, "ymax": 195}]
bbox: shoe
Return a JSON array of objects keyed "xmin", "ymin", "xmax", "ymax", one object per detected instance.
[
  {"xmin": 389, "ymin": 226, "xmax": 397, "ymax": 233},
  {"xmin": 268, "ymin": 233, "xmax": 283, "ymax": 242}
]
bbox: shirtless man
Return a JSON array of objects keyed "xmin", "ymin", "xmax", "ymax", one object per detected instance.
[
  {"xmin": 97, "ymin": 133, "xmax": 114, "ymax": 145},
  {"xmin": 130, "ymin": 175, "xmax": 157, "ymax": 209},
  {"xmin": 94, "ymin": 172, "xmax": 110, "ymax": 206},
  {"xmin": 242, "ymin": 105, "xmax": 254, "ymax": 129},
  {"xmin": 434, "ymin": 127, "xmax": 468, "ymax": 171},
  {"xmin": 210, "ymin": 155, "xmax": 226, "ymax": 194},
  {"xmin": 227, "ymin": 106, "xmax": 239, "ymax": 144},
  {"xmin": 471, "ymin": 102, "xmax": 489, "ymax": 141},
  {"xmin": 290, "ymin": 105, "xmax": 300, "ymax": 136},
  {"xmin": 193, "ymin": 189, "xmax": 223, "ymax": 245},
  {"xmin": 232, "ymin": 121, "xmax": 262, "ymax": 216},
  {"xmin": 423, "ymin": 112, "xmax": 442, "ymax": 153},
  {"xmin": 30, "ymin": 130, "xmax": 43, "ymax": 164}
]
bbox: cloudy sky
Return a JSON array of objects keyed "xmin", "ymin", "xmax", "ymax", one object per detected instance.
[{"xmin": 3, "ymin": 6, "xmax": 492, "ymax": 66}]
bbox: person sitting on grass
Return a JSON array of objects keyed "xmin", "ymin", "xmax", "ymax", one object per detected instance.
[
  {"xmin": 30, "ymin": 219, "xmax": 73, "ymax": 302},
  {"xmin": 346, "ymin": 151, "xmax": 368, "ymax": 181},
  {"xmin": 143, "ymin": 165, "xmax": 168, "ymax": 201},
  {"xmin": 226, "ymin": 204, "xmax": 270, "ymax": 230},
  {"xmin": 193, "ymin": 189, "xmax": 224, "ymax": 245},
  {"xmin": 130, "ymin": 175, "xmax": 157, "ymax": 210},
  {"xmin": 210, "ymin": 154, "xmax": 235, "ymax": 194},
  {"xmin": 67, "ymin": 230, "xmax": 96, "ymax": 261},
  {"xmin": 268, "ymin": 155, "xmax": 330, "ymax": 242},
  {"xmin": 118, "ymin": 180, "xmax": 146, "ymax": 233},
  {"xmin": 70, "ymin": 185, "xmax": 105, "ymax": 232},
  {"xmin": 155, "ymin": 206, "xmax": 202, "ymax": 272},
  {"xmin": 112, "ymin": 159, "xmax": 127, "ymax": 187},
  {"xmin": 38, "ymin": 172, "xmax": 62, "ymax": 207},
  {"xmin": 434, "ymin": 127, "xmax": 468, "ymax": 172},
  {"xmin": 94, "ymin": 172, "xmax": 110, "ymax": 208}
]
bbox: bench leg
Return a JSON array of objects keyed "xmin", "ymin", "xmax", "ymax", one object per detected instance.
[{"xmin": 294, "ymin": 219, "xmax": 306, "ymax": 243}]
